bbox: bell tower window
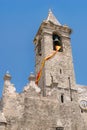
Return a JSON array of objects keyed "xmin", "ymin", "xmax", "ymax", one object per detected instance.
[{"xmin": 53, "ymin": 34, "xmax": 63, "ymax": 52}]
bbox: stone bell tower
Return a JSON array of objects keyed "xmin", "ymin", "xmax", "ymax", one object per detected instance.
[{"xmin": 34, "ymin": 10, "xmax": 76, "ymax": 95}]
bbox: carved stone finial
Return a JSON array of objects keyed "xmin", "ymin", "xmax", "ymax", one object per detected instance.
[
  {"xmin": 49, "ymin": 9, "xmax": 52, "ymax": 13},
  {"xmin": 28, "ymin": 72, "xmax": 35, "ymax": 81},
  {"xmin": 4, "ymin": 71, "xmax": 11, "ymax": 81}
]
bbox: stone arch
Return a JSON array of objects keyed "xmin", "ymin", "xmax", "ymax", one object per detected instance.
[{"xmin": 52, "ymin": 32, "xmax": 63, "ymax": 52}]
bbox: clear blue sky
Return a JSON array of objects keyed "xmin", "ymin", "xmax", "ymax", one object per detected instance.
[{"xmin": 0, "ymin": 0, "xmax": 87, "ymax": 97}]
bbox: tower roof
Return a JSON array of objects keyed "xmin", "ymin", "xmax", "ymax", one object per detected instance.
[{"xmin": 46, "ymin": 9, "xmax": 61, "ymax": 25}]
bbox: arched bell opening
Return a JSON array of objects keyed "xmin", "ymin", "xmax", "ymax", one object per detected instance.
[{"xmin": 53, "ymin": 33, "xmax": 63, "ymax": 52}]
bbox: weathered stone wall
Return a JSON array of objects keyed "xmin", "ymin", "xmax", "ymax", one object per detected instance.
[
  {"xmin": 4, "ymin": 87, "xmax": 86, "ymax": 130},
  {"xmin": 0, "ymin": 76, "xmax": 87, "ymax": 130}
]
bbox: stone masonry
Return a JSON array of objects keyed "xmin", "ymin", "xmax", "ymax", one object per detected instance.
[{"xmin": 0, "ymin": 10, "xmax": 87, "ymax": 130}]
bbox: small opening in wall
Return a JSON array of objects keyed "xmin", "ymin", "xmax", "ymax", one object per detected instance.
[
  {"xmin": 56, "ymin": 127, "xmax": 64, "ymax": 130},
  {"xmin": 53, "ymin": 33, "xmax": 63, "ymax": 52},
  {"xmin": 71, "ymin": 97, "xmax": 73, "ymax": 101},
  {"xmin": 61, "ymin": 94, "xmax": 64, "ymax": 103},
  {"xmin": 38, "ymin": 39, "xmax": 42, "ymax": 56},
  {"xmin": 81, "ymin": 109, "xmax": 83, "ymax": 113},
  {"xmin": 60, "ymin": 69, "xmax": 62, "ymax": 74}
]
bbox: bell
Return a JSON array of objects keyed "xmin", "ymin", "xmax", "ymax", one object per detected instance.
[{"xmin": 53, "ymin": 37, "xmax": 60, "ymax": 42}]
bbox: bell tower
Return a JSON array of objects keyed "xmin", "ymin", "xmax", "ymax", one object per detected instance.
[{"xmin": 34, "ymin": 10, "xmax": 76, "ymax": 95}]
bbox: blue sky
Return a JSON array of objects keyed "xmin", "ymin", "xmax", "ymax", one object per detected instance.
[{"xmin": 0, "ymin": 0, "xmax": 87, "ymax": 97}]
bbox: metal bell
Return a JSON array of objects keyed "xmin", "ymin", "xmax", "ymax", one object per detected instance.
[{"xmin": 53, "ymin": 37, "xmax": 60, "ymax": 42}]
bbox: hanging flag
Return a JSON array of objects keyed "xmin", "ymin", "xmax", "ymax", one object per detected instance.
[{"xmin": 35, "ymin": 45, "xmax": 61, "ymax": 85}]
